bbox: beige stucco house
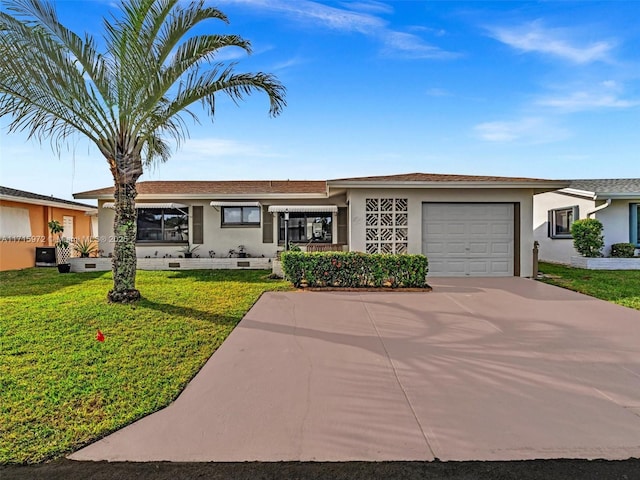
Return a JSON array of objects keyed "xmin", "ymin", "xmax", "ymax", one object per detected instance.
[
  {"xmin": 74, "ymin": 173, "xmax": 568, "ymax": 277},
  {"xmin": 533, "ymin": 179, "xmax": 640, "ymax": 264}
]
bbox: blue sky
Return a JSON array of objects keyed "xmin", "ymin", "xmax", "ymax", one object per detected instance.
[{"xmin": 1, "ymin": 0, "xmax": 639, "ymax": 201}]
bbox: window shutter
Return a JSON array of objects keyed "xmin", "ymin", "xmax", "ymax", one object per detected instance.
[
  {"xmin": 547, "ymin": 210, "xmax": 553, "ymax": 237},
  {"xmin": 262, "ymin": 206, "xmax": 273, "ymax": 243},
  {"xmin": 337, "ymin": 207, "xmax": 348, "ymax": 244},
  {"xmin": 192, "ymin": 206, "xmax": 203, "ymax": 244}
]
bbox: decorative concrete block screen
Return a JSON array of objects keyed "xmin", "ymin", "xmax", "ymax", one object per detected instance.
[{"xmin": 365, "ymin": 198, "xmax": 408, "ymax": 254}]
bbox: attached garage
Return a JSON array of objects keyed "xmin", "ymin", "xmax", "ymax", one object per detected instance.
[
  {"xmin": 422, "ymin": 203, "xmax": 517, "ymax": 277},
  {"xmin": 326, "ymin": 173, "xmax": 570, "ymax": 278}
]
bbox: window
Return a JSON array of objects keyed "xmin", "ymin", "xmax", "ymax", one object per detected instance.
[
  {"xmin": 631, "ymin": 204, "xmax": 640, "ymax": 247},
  {"xmin": 0, "ymin": 206, "xmax": 31, "ymax": 239},
  {"xmin": 137, "ymin": 208, "xmax": 188, "ymax": 242},
  {"xmin": 279, "ymin": 212, "xmax": 332, "ymax": 243},
  {"xmin": 221, "ymin": 206, "xmax": 260, "ymax": 226},
  {"xmin": 548, "ymin": 206, "xmax": 578, "ymax": 239},
  {"xmin": 63, "ymin": 216, "xmax": 74, "ymax": 242}
]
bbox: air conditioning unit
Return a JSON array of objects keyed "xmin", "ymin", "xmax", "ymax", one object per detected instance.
[{"xmin": 35, "ymin": 247, "xmax": 56, "ymax": 267}]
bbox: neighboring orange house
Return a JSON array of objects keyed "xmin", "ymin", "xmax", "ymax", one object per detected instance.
[{"xmin": 0, "ymin": 186, "xmax": 97, "ymax": 271}]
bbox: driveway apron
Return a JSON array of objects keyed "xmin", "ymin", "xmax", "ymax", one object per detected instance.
[{"xmin": 70, "ymin": 278, "xmax": 640, "ymax": 462}]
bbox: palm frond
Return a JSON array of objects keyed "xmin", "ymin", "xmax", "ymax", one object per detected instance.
[
  {"xmin": 152, "ymin": 1, "xmax": 230, "ymax": 66},
  {"xmin": 139, "ymin": 67, "xmax": 285, "ymax": 151},
  {"xmin": 0, "ymin": 10, "xmax": 114, "ymax": 145},
  {"xmin": 1, "ymin": 0, "xmax": 286, "ymax": 169},
  {"xmin": 3, "ymin": 0, "xmax": 114, "ymax": 119}
]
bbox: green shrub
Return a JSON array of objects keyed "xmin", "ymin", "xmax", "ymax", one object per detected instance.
[
  {"xmin": 281, "ymin": 251, "xmax": 429, "ymax": 288},
  {"xmin": 571, "ymin": 218, "xmax": 604, "ymax": 258},
  {"xmin": 610, "ymin": 243, "xmax": 636, "ymax": 258}
]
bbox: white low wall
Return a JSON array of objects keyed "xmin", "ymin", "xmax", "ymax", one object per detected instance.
[
  {"xmin": 272, "ymin": 259, "xmax": 284, "ymax": 278},
  {"xmin": 70, "ymin": 257, "xmax": 273, "ymax": 272},
  {"xmin": 570, "ymin": 257, "xmax": 640, "ymax": 270}
]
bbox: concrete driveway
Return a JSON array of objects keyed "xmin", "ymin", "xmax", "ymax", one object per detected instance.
[{"xmin": 70, "ymin": 278, "xmax": 640, "ymax": 462}]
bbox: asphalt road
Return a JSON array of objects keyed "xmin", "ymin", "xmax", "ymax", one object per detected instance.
[{"xmin": 3, "ymin": 459, "xmax": 640, "ymax": 480}]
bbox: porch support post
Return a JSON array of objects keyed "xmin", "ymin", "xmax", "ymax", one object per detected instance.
[{"xmin": 284, "ymin": 210, "xmax": 289, "ymax": 251}]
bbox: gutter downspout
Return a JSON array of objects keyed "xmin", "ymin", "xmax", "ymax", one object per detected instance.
[{"xmin": 586, "ymin": 198, "xmax": 612, "ymax": 218}]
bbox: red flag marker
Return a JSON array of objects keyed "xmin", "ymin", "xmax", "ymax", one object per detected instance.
[{"xmin": 96, "ymin": 330, "xmax": 105, "ymax": 342}]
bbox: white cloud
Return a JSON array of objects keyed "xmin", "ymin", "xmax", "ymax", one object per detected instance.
[
  {"xmin": 340, "ymin": 1, "xmax": 394, "ymax": 15},
  {"xmin": 538, "ymin": 91, "xmax": 639, "ymax": 111},
  {"xmin": 473, "ymin": 117, "xmax": 569, "ymax": 144},
  {"xmin": 272, "ymin": 56, "xmax": 305, "ymax": 71},
  {"xmin": 220, "ymin": 0, "xmax": 384, "ymax": 33},
  {"xmin": 409, "ymin": 25, "xmax": 446, "ymax": 37},
  {"xmin": 382, "ymin": 31, "xmax": 459, "ymax": 59},
  {"xmin": 178, "ymin": 138, "xmax": 281, "ymax": 159},
  {"xmin": 213, "ymin": 46, "xmax": 250, "ymax": 62},
  {"xmin": 537, "ymin": 81, "xmax": 639, "ymax": 111},
  {"xmin": 219, "ymin": 0, "xmax": 457, "ymax": 60},
  {"xmin": 488, "ymin": 20, "xmax": 615, "ymax": 64}
]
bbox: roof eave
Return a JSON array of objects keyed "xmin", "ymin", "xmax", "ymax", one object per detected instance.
[
  {"xmin": 1, "ymin": 194, "xmax": 97, "ymax": 212},
  {"xmin": 594, "ymin": 192, "xmax": 640, "ymax": 200},
  {"xmin": 86, "ymin": 193, "xmax": 330, "ymax": 201},
  {"xmin": 327, "ymin": 180, "xmax": 571, "ymax": 190},
  {"xmin": 556, "ymin": 188, "xmax": 597, "ymax": 200}
]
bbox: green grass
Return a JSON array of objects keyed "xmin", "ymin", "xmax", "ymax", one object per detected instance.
[
  {"xmin": 0, "ymin": 268, "xmax": 290, "ymax": 464},
  {"xmin": 538, "ymin": 262, "xmax": 640, "ymax": 310}
]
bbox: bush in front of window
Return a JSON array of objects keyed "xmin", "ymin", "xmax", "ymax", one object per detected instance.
[
  {"xmin": 281, "ymin": 251, "xmax": 429, "ymax": 288},
  {"xmin": 570, "ymin": 218, "xmax": 604, "ymax": 258},
  {"xmin": 610, "ymin": 243, "xmax": 636, "ymax": 258}
]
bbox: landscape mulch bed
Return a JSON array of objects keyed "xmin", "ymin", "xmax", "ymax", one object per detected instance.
[
  {"xmin": 2, "ymin": 459, "xmax": 639, "ymax": 480},
  {"xmin": 299, "ymin": 286, "xmax": 432, "ymax": 292}
]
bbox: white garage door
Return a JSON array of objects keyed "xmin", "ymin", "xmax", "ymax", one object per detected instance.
[{"xmin": 422, "ymin": 203, "xmax": 514, "ymax": 277}]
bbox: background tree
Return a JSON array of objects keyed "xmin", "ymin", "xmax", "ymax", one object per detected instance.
[{"xmin": 0, "ymin": 0, "xmax": 286, "ymax": 302}]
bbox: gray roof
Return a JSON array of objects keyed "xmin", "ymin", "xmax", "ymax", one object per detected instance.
[
  {"xmin": 567, "ymin": 179, "xmax": 640, "ymax": 195},
  {"xmin": 0, "ymin": 186, "xmax": 96, "ymax": 209}
]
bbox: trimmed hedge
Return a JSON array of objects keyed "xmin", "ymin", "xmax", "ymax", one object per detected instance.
[
  {"xmin": 611, "ymin": 243, "xmax": 636, "ymax": 258},
  {"xmin": 571, "ymin": 218, "xmax": 604, "ymax": 258},
  {"xmin": 281, "ymin": 251, "xmax": 429, "ymax": 288}
]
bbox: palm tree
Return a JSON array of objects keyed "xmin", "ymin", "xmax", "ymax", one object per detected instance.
[{"xmin": 0, "ymin": 0, "xmax": 285, "ymax": 302}]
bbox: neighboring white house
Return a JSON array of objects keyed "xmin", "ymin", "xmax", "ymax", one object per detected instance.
[
  {"xmin": 533, "ymin": 179, "xmax": 640, "ymax": 264},
  {"xmin": 74, "ymin": 173, "xmax": 568, "ymax": 277}
]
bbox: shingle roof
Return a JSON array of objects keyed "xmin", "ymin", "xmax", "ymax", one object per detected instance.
[
  {"xmin": 75, "ymin": 174, "xmax": 570, "ymax": 199},
  {"xmin": 329, "ymin": 172, "xmax": 556, "ymax": 183},
  {"xmin": 74, "ymin": 180, "xmax": 328, "ymax": 198},
  {"xmin": 567, "ymin": 178, "xmax": 640, "ymax": 195},
  {"xmin": 0, "ymin": 186, "xmax": 96, "ymax": 209}
]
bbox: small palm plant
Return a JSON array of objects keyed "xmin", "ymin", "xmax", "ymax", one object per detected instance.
[
  {"xmin": 179, "ymin": 244, "xmax": 200, "ymax": 258},
  {"xmin": 74, "ymin": 238, "xmax": 99, "ymax": 258},
  {"xmin": 48, "ymin": 220, "xmax": 71, "ymax": 268}
]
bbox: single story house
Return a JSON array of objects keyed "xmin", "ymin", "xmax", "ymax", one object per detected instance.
[
  {"xmin": 74, "ymin": 173, "xmax": 568, "ymax": 277},
  {"xmin": 533, "ymin": 179, "xmax": 640, "ymax": 264},
  {"xmin": 0, "ymin": 186, "xmax": 97, "ymax": 271}
]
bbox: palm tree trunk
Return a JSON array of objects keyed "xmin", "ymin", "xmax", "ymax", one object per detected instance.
[{"xmin": 108, "ymin": 178, "xmax": 141, "ymax": 303}]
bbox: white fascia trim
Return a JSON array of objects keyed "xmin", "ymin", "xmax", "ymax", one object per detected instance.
[
  {"xmin": 210, "ymin": 201, "xmax": 261, "ymax": 207},
  {"xmin": 268, "ymin": 205, "xmax": 339, "ymax": 213},
  {"xmin": 593, "ymin": 193, "xmax": 640, "ymax": 200},
  {"xmin": 558, "ymin": 188, "xmax": 597, "ymax": 200},
  {"xmin": 102, "ymin": 202, "xmax": 189, "ymax": 209}
]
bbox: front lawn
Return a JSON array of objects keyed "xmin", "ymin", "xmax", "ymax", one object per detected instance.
[
  {"xmin": 537, "ymin": 262, "xmax": 640, "ymax": 310},
  {"xmin": 0, "ymin": 268, "xmax": 290, "ymax": 464}
]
